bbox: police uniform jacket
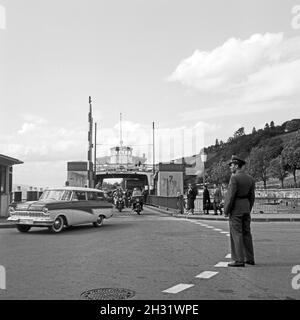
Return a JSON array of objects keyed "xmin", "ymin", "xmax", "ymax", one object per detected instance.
[{"xmin": 224, "ymin": 171, "xmax": 255, "ymax": 216}]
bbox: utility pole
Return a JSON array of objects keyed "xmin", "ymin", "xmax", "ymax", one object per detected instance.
[
  {"xmin": 94, "ymin": 122, "xmax": 97, "ymax": 186},
  {"xmin": 120, "ymin": 113, "xmax": 123, "ymax": 147},
  {"xmin": 152, "ymin": 122, "xmax": 155, "ymax": 175},
  {"xmin": 152, "ymin": 122, "xmax": 155, "ymax": 195},
  {"xmin": 88, "ymin": 96, "xmax": 93, "ymax": 188}
]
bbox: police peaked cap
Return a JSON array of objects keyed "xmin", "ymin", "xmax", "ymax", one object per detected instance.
[{"xmin": 228, "ymin": 155, "xmax": 246, "ymax": 166}]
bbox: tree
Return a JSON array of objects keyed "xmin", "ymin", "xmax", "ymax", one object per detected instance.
[
  {"xmin": 215, "ymin": 139, "xmax": 219, "ymax": 147},
  {"xmin": 208, "ymin": 159, "xmax": 231, "ymax": 185},
  {"xmin": 285, "ymin": 119, "xmax": 300, "ymax": 132},
  {"xmin": 262, "ymin": 137, "xmax": 283, "ymax": 158},
  {"xmin": 268, "ymin": 156, "xmax": 288, "ymax": 188},
  {"xmin": 264, "ymin": 123, "xmax": 270, "ymax": 131},
  {"xmin": 234, "ymin": 127, "xmax": 245, "ymax": 139},
  {"xmin": 252, "ymin": 127, "xmax": 257, "ymax": 134},
  {"xmin": 227, "ymin": 137, "xmax": 234, "ymax": 144},
  {"xmin": 282, "ymin": 133, "xmax": 300, "ymax": 187},
  {"xmin": 270, "ymin": 121, "xmax": 275, "ymax": 130},
  {"xmin": 247, "ymin": 146, "xmax": 273, "ymax": 189}
]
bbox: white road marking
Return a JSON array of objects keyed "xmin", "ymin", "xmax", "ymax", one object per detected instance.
[
  {"xmin": 162, "ymin": 283, "xmax": 194, "ymax": 294},
  {"xmin": 226, "ymin": 234, "xmax": 230, "ymax": 237},
  {"xmin": 225, "ymin": 253, "xmax": 231, "ymax": 259},
  {"xmin": 221, "ymin": 231, "xmax": 229, "ymax": 234},
  {"xmin": 206, "ymin": 226, "xmax": 214, "ymax": 228},
  {"xmin": 196, "ymin": 271, "xmax": 219, "ymax": 279},
  {"xmin": 213, "ymin": 228, "xmax": 222, "ymax": 231},
  {"xmin": 214, "ymin": 262, "xmax": 229, "ymax": 267}
]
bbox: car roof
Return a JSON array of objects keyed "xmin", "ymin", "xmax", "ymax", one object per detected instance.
[{"xmin": 45, "ymin": 187, "xmax": 104, "ymax": 192}]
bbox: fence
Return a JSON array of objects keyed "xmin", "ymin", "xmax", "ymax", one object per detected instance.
[
  {"xmin": 147, "ymin": 195, "xmax": 179, "ymax": 211},
  {"xmin": 11, "ymin": 190, "xmax": 43, "ymax": 203},
  {"xmin": 147, "ymin": 195, "xmax": 300, "ymax": 214},
  {"xmin": 252, "ymin": 197, "xmax": 300, "ymax": 214}
]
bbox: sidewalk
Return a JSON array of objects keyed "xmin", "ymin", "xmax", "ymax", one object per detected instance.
[
  {"xmin": 0, "ymin": 217, "xmax": 16, "ymax": 228},
  {"xmin": 146, "ymin": 205, "xmax": 300, "ymax": 222}
]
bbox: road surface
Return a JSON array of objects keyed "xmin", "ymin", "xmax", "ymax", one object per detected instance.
[{"xmin": 0, "ymin": 206, "xmax": 299, "ymax": 300}]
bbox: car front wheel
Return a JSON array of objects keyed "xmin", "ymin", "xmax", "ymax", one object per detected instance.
[
  {"xmin": 49, "ymin": 216, "xmax": 65, "ymax": 233},
  {"xmin": 93, "ymin": 215, "xmax": 104, "ymax": 227},
  {"xmin": 17, "ymin": 225, "xmax": 31, "ymax": 233}
]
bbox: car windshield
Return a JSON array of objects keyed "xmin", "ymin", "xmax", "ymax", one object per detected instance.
[
  {"xmin": 132, "ymin": 190, "xmax": 142, "ymax": 196},
  {"xmin": 39, "ymin": 190, "xmax": 72, "ymax": 201}
]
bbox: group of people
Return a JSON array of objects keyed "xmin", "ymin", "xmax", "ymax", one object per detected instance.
[
  {"xmin": 95, "ymin": 184, "xmax": 149, "ymax": 211},
  {"xmin": 185, "ymin": 155, "xmax": 256, "ymax": 268},
  {"xmin": 185, "ymin": 183, "xmax": 223, "ymax": 216}
]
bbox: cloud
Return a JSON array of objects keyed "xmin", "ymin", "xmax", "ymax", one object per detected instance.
[
  {"xmin": 1, "ymin": 117, "xmax": 87, "ymax": 162},
  {"xmin": 2, "ymin": 117, "xmax": 209, "ymax": 186},
  {"xmin": 168, "ymin": 33, "xmax": 284, "ymax": 91},
  {"xmin": 168, "ymin": 33, "xmax": 300, "ymax": 118},
  {"xmin": 18, "ymin": 122, "xmax": 37, "ymax": 134}
]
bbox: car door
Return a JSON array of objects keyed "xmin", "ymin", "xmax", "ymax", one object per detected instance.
[{"xmin": 68, "ymin": 191, "xmax": 93, "ymax": 225}]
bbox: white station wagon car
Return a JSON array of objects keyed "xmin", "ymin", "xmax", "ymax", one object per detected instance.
[{"xmin": 8, "ymin": 187, "xmax": 113, "ymax": 233}]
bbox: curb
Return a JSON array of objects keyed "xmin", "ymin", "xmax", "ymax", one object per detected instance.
[
  {"xmin": 146, "ymin": 205, "xmax": 300, "ymax": 222},
  {"xmin": 0, "ymin": 222, "xmax": 16, "ymax": 229}
]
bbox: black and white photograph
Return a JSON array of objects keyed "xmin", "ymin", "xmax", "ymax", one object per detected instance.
[{"xmin": 1, "ymin": 0, "xmax": 300, "ymax": 311}]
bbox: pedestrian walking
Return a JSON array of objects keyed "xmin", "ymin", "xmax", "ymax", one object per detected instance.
[
  {"xmin": 203, "ymin": 184, "xmax": 211, "ymax": 214},
  {"xmin": 224, "ymin": 155, "xmax": 255, "ymax": 267},
  {"xmin": 213, "ymin": 183, "xmax": 223, "ymax": 215},
  {"xmin": 142, "ymin": 186, "xmax": 149, "ymax": 204},
  {"xmin": 95, "ymin": 181, "xmax": 101, "ymax": 189},
  {"xmin": 186, "ymin": 183, "xmax": 197, "ymax": 215},
  {"xmin": 177, "ymin": 191, "xmax": 185, "ymax": 214}
]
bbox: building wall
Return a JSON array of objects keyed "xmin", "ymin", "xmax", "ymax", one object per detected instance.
[
  {"xmin": 0, "ymin": 165, "xmax": 10, "ymax": 217},
  {"xmin": 67, "ymin": 171, "xmax": 88, "ymax": 187},
  {"xmin": 158, "ymin": 171, "xmax": 183, "ymax": 197}
]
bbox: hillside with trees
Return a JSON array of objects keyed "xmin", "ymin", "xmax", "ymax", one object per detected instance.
[{"xmin": 203, "ymin": 119, "xmax": 300, "ymax": 189}]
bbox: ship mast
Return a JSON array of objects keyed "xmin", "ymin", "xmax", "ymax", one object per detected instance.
[{"xmin": 120, "ymin": 112, "xmax": 123, "ymax": 147}]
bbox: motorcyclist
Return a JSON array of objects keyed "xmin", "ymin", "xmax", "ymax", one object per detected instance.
[
  {"xmin": 113, "ymin": 186, "xmax": 124, "ymax": 207},
  {"xmin": 124, "ymin": 189, "xmax": 132, "ymax": 208},
  {"xmin": 131, "ymin": 187, "xmax": 143, "ymax": 211}
]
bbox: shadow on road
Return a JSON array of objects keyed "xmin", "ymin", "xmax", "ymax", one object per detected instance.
[{"xmin": 6, "ymin": 221, "xmax": 136, "ymax": 236}]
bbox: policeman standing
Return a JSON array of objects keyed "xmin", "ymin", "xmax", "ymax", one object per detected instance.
[{"xmin": 224, "ymin": 155, "xmax": 255, "ymax": 267}]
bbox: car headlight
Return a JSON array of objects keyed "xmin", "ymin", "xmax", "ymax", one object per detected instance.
[
  {"xmin": 42, "ymin": 207, "xmax": 49, "ymax": 215},
  {"xmin": 9, "ymin": 206, "xmax": 15, "ymax": 215}
]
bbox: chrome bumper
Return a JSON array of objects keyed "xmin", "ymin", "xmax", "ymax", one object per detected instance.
[{"xmin": 7, "ymin": 216, "xmax": 54, "ymax": 226}]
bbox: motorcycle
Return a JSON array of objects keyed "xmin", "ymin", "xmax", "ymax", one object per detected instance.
[
  {"xmin": 132, "ymin": 197, "xmax": 142, "ymax": 215},
  {"xmin": 125, "ymin": 195, "xmax": 131, "ymax": 208},
  {"xmin": 116, "ymin": 196, "xmax": 125, "ymax": 212}
]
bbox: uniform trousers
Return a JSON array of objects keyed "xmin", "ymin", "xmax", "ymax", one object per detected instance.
[{"xmin": 229, "ymin": 213, "xmax": 254, "ymax": 262}]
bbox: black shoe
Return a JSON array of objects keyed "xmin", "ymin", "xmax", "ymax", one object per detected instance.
[
  {"xmin": 228, "ymin": 261, "xmax": 245, "ymax": 267},
  {"xmin": 245, "ymin": 260, "xmax": 255, "ymax": 265}
]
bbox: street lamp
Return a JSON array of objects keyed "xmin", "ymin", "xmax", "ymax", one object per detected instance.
[{"xmin": 200, "ymin": 152, "xmax": 207, "ymax": 187}]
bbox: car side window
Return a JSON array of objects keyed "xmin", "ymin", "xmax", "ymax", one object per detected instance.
[
  {"xmin": 71, "ymin": 192, "xmax": 78, "ymax": 201},
  {"xmin": 75, "ymin": 191, "xmax": 87, "ymax": 201},
  {"xmin": 97, "ymin": 192, "xmax": 104, "ymax": 200},
  {"xmin": 61, "ymin": 190, "xmax": 72, "ymax": 201},
  {"xmin": 87, "ymin": 192, "xmax": 97, "ymax": 201}
]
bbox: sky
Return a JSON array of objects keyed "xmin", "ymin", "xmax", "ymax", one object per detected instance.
[{"xmin": 1, "ymin": 0, "xmax": 300, "ymax": 188}]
